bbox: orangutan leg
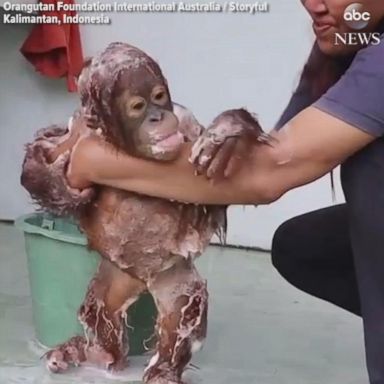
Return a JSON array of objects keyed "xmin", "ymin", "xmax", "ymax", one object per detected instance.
[
  {"xmin": 46, "ymin": 258, "xmax": 146, "ymax": 373},
  {"xmin": 143, "ymin": 259, "xmax": 208, "ymax": 384}
]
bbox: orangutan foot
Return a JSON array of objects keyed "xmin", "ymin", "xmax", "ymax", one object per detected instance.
[
  {"xmin": 45, "ymin": 335, "xmax": 118, "ymax": 373},
  {"xmin": 144, "ymin": 368, "xmax": 182, "ymax": 384},
  {"xmin": 146, "ymin": 377, "xmax": 182, "ymax": 384},
  {"xmin": 45, "ymin": 336, "xmax": 87, "ymax": 373}
]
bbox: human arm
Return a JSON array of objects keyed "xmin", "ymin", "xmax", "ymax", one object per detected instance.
[
  {"xmin": 68, "ymin": 38, "xmax": 384, "ymax": 205},
  {"xmin": 67, "ymin": 105, "xmax": 375, "ymax": 205}
]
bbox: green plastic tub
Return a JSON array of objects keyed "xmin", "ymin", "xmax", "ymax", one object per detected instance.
[{"xmin": 15, "ymin": 213, "xmax": 157, "ymax": 355}]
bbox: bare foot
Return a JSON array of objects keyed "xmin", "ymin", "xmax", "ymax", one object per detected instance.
[
  {"xmin": 45, "ymin": 336, "xmax": 86, "ymax": 373},
  {"xmin": 45, "ymin": 335, "xmax": 123, "ymax": 373}
]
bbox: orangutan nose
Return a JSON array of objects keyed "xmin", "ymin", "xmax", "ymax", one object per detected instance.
[{"xmin": 149, "ymin": 110, "xmax": 164, "ymax": 123}]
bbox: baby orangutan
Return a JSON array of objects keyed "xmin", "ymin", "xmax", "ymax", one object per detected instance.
[{"xmin": 21, "ymin": 42, "xmax": 267, "ymax": 384}]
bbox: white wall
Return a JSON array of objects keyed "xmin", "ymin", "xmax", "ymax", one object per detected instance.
[{"xmin": 0, "ymin": 0, "xmax": 344, "ymax": 248}]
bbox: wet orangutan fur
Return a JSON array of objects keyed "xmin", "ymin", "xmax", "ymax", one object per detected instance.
[
  {"xmin": 21, "ymin": 42, "xmax": 266, "ymax": 384},
  {"xmin": 21, "ymin": 124, "xmax": 96, "ymax": 217}
]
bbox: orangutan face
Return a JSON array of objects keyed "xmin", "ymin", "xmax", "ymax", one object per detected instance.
[
  {"xmin": 78, "ymin": 42, "xmax": 183, "ymax": 161},
  {"xmin": 113, "ymin": 65, "xmax": 182, "ymax": 161}
]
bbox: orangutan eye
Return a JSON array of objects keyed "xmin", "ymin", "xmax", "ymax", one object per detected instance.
[
  {"xmin": 151, "ymin": 86, "xmax": 168, "ymax": 104},
  {"xmin": 130, "ymin": 99, "xmax": 146, "ymax": 112},
  {"xmin": 154, "ymin": 91, "xmax": 165, "ymax": 100},
  {"xmin": 127, "ymin": 97, "xmax": 147, "ymax": 118}
]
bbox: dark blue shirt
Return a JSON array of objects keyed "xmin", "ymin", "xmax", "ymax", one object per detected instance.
[{"xmin": 275, "ymin": 35, "xmax": 384, "ymax": 136}]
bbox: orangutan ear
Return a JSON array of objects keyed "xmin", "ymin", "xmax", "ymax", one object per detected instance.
[
  {"xmin": 172, "ymin": 102, "xmax": 204, "ymax": 142},
  {"xmin": 75, "ymin": 57, "xmax": 93, "ymax": 83},
  {"xmin": 83, "ymin": 56, "xmax": 93, "ymax": 67}
]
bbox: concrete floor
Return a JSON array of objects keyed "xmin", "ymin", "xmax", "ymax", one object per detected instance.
[{"xmin": 0, "ymin": 222, "xmax": 368, "ymax": 384}]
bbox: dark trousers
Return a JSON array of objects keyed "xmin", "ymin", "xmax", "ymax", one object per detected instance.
[{"xmin": 272, "ymin": 203, "xmax": 384, "ymax": 383}]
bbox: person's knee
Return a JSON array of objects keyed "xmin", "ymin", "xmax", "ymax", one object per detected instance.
[{"xmin": 271, "ymin": 219, "xmax": 298, "ymax": 277}]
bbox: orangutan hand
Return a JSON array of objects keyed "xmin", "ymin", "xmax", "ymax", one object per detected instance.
[
  {"xmin": 21, "ymin": 125, "xmax": 96, "ymax": 217},
  {"xmin": 189, "ymin": 108, "xmax": 274, "ymax": 179}
]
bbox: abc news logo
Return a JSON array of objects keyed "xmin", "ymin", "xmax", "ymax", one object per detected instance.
[
  {"xmin": 344, "ymin": 4, "xmax": 370, "ymax": 29},
  {"xmin": 335, "ymin": 3, "xmax": 381, "ymax": 46}
]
